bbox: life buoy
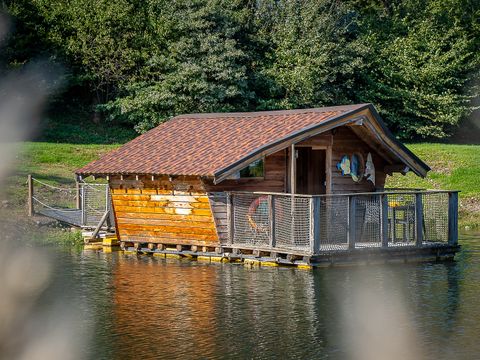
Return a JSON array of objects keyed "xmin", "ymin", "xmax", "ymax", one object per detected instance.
[{"xmin": 247, "ymin": 196, "xmax": 269, "ymax": 231}]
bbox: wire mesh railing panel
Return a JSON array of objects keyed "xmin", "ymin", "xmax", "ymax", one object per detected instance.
[
  {"xmin": 226, "ymin": 190, "xmax": 457, "ymax": 255},
  {"xmin": 232, "ymin": 194, "xmax": 270, "ymax": 247},
  {"xmin": 385, "ymin": 193, "xmax": 417, "ymax": 247},
  {"xmin": 274, "ymin": 196, "xmax": 311, "ymax": 252},
  {"xmin": 81, "ymin": 183, "xmax": 111, "ymax": 227},
  {"xmin": 423, "ymin": 192, "xmax": 449, "ymax": 243},
  {"xmin": 319, "ymin": 196, "xmax": 348, "ymax": 251},
  {"xmin": 354, "ymin": 195, "xmax": 382, "ymax": 248}
]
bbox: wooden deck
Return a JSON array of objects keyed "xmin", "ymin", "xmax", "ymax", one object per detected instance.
[{"xmin": 117, "ymin": 189, "xmax": 460, "ymax": 267}]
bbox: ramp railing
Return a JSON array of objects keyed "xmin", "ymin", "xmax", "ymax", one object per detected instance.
[{"xmin": 27, "ymin": 175, "xmax": 114, "ymax": 229}]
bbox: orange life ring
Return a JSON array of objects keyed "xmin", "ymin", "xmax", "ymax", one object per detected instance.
[{"xmin": 247, "ymin": 196, "xmax": 268, "ymax": 231}]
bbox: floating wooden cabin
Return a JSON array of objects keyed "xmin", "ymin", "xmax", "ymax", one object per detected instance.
[{"xmin": 76, "ymin": 104, "xmax": 459, "ymax": 266}]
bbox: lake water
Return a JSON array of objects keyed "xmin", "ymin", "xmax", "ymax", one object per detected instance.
[{"xmin": 44, "ymin": 233, "xmax": 480, "ymax": 360}]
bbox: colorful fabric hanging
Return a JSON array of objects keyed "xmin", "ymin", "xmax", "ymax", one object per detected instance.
[
  {"xmin": 351, "ymin": 154, "xmax": 360, "ymax": 182},
  {"xmin": 336, "ymin": 155, "xmax": 351, "ymax": 176}
]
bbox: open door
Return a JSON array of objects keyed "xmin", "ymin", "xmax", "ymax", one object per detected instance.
[{"xmin": 295, "ymin": 147, "xmax": 326, "ymax": 195}]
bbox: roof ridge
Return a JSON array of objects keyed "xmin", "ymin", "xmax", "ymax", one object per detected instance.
[{"xmin": 171, "ymin": 104, "xmax": 369, "ymax": 120}]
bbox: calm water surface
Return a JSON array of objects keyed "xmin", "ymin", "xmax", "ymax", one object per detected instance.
[{"xmin": 47, "ymin": 233, "xmax": 480, "ymax": 360}]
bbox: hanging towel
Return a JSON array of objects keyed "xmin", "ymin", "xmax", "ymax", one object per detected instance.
[{"xmin": 365, "ymin": 152, "xmax": 375, "ymax": 185}]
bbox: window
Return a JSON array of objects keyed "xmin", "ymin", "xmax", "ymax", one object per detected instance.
[{"xmin": 239, "ymin": 159, "xmax": 265, "ymax": 178}]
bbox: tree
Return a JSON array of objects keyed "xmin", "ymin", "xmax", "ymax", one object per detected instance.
[
  {"xmin": 6, "ymin": 0, "xmax": 145, "ymax": 119},
  {"xmin": 352, "ymin": 0, "xmax": 480, "ymax": 139},
  {"xmin": 254, "ymin": 0, "xmax": 366, "ymax": 110},
  {"xmin": 105, "ymin": 0, "xmax": 254, "ymax": 132}
]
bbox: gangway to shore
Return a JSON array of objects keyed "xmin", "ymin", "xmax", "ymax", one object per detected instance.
[{"xmin": 27, "ymin": 175, "xmax": 114, "ymax": 229}]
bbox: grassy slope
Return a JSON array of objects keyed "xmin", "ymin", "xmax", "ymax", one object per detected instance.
[
  {"xmin": 387, "ymin": 143, "xmax": 480, "ymax": 228},
  {"xmin": 4, "ymin": 142, "xmax": 480, "ymax": 228},
  {"xmin": 6, "ymin": 142, "xmax": 120, "ymax": 208}
]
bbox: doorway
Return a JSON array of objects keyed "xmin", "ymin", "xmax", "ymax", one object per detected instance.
[{"xmin": 295, "ymin": 147, "xmax": 326, "ymax": 195}]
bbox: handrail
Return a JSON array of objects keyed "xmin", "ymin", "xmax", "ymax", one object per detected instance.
[
  {"xmin": 227, "ymin": 189, "xmax": 460, "ymax": 198},
  {"xmin": 31, "ymin": 177, "xmax": 77, "ymax": 192}
]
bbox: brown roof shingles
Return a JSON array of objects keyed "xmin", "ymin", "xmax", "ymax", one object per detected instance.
[{"xmin": 76, "ymin": 105, "xmax": 366, "ymax": 177}]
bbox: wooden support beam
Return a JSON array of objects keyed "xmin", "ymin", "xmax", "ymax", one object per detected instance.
[
  {"xmin": 76, "ymin": 181, "xmax": 81, "ymax": 210},
  {"xmin": 325, "ymin": 145, "xmax": 332, "ymax": 194},
  {"xmin": 348, "ymin": 195, "xmax": 356, "ymax": 250},
  {"xmin": 89, "ymin": 210, "xmax": 110, "ymax": 243},
  {"xmin": 290, "ymin": 144, "xmax": 296, "ymax": 194},
  {"xmin": 448, "ymin": 192, "xmax": 459, "ymax": 246},
  {"xmin": 27, "ymin": 174, "xmax": 34, "ymax": 217},
  {"xmin": 384, "ymin": 164, "xmax": 410, "ymax": 175},
  {"xmin": 415, "ymin": 193, "xmax": 424, "ymax": 247}
]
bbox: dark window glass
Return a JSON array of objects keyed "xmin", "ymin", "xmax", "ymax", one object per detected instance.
[{"xmin": 239, "ymin": 159, "xmax": 264, "ymax": 178}]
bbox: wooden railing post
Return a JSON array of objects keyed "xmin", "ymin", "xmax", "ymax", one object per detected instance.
[
  {"xmin": 76, "ymin": 181, "xmax": 81, "ymax": 209},
  {"xmin": 27, "ymin": 174, "xmax": 34, "ymax": 216},
  {"xmin": 105, "ymin": 185, "xmax": 112, "ymax": 229},
  {"xmin": 310, "ymin": 197, "xmax": 321, "ymax": 255},
  {"xmin": 268, "ymin": 195, "xmax": 276, "ymax": 249},
  {"xmin": 348, "ymin": 195, "xmax": 356, "ymax": 250},
  {"xmin": 415, "ymin": 193, "xmax": 424, "ymax": 247},
  {"xmin": 380, "ymin": 194, "xmax": 389, "ymax": 248},
  {"xmin": 226, "ymin": 192, "xmax": 234, "ymax": 245},
  {"xmin": 448, "ymin": 191, "xmax": 459, "ymax": 246},
  {"xmin": 81, "ymin": 185, "xmax": 86, "ymax": 226}
]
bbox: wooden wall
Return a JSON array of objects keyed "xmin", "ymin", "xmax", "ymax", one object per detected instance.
[
  {"xmin": 203, "ymin": 149, "xmax": 287, "ymax": 193},
  {"xmin": 202, "ymin": 149, "xmax": 287, "ymax": 243},
  {"xmin": 330, "ymin": 126, "xmax": 388, "ymax": 193},
  {"xmin": 110, "ymin": 175, "xmax": 220, "ymax": 246}
]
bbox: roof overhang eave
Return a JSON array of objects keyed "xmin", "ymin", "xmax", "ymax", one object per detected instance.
[{"xmin": 213, "ymin": 104, "xmax": 430, "ymax": 184}]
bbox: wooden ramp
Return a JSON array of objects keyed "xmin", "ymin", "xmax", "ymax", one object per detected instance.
[{"xmin": 37, "ymin": 208, "xmax": 83, "ymax": 227}]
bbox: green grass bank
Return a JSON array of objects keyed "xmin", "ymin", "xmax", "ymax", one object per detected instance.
[
  {"xmin": 387, "ymin": 143, "xmax": 480, "ymax": 228},
  {"xmin": 5, "ymin": 142, "xmax": 480, "ymax": 229}
]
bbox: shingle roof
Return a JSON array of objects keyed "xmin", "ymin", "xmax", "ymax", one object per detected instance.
[{"xmin": 76, "ymin": 105, "xmax": 367, "ymax": 178}]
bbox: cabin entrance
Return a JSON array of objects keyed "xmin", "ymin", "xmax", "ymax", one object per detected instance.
[{"xmin": 295, "ymin": 147, "xmax": 326, "ymax": 195}]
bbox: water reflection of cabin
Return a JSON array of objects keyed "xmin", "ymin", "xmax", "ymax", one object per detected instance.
[{"xmin": 76, "ymin": 104, "xmax": 459, "ymax": 266}]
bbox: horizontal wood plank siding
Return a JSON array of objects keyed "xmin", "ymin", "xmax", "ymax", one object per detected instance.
[{"xmin": 110, "ymin": 175, "xmax": 219, "ymax": 245}]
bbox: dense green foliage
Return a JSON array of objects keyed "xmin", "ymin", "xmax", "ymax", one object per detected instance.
[{"xmin": 2, "ymin": 0, "xmax": 479, "ymax": 139}]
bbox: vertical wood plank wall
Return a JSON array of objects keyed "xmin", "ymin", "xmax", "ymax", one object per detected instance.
[
  {"xmin": 110, "ymin": 176, "xmax": 219, "ymax": 245},
  {"xmin": 330, "ymin": 127, "xmax": 388, "ymax": 193}
]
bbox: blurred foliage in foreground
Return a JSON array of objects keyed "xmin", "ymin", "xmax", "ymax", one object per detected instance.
[{"xmin": 1, "ymin": 0, "xmax": 479, "ymax": 140}]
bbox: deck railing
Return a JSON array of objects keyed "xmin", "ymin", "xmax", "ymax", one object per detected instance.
[{"xmin": 224, "ymin": 190, "xmax": 459, "ymax": 255}]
